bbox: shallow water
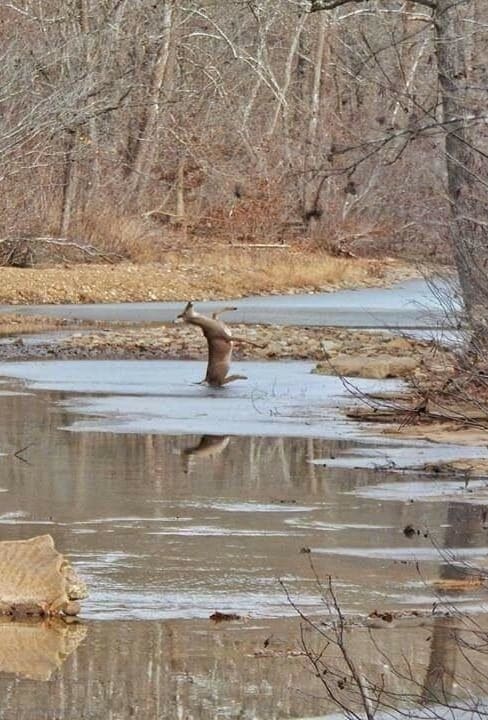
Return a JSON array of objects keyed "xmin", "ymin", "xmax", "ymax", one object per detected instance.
[
  {"xmin": 0, "ymin": 358, "xmax": 486, "ymax": 718},
  {"xmin": 4, "ymin": 616, "xmax": 486, "ymax": 720}
]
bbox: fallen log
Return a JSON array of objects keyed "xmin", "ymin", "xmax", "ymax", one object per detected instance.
[{"xmin": 0, "ymin": 535, "xmax": 88, "ymax": 617}]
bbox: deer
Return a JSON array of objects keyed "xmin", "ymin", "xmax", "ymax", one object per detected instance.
[{"xmin": 175, "ymin": 301, "xmax": 263, "ymax": 387}]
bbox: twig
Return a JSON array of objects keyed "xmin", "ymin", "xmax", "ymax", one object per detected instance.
[{"xmin": 12, "ymin": 443, "xmax": 34, "ymax": 464}]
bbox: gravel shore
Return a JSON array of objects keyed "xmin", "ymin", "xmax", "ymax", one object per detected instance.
[
  {"xmin": 0, "ymin": 321, "xmax": 430, "ymax": 379},
  {"xmin": 0, "ymin": 254, "xmax": 414, "ymax": 304}
]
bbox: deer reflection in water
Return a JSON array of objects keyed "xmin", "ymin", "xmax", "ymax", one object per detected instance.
[{"xmin": 181, "ymin": 435, "xmax": 231, "ymax": 475}]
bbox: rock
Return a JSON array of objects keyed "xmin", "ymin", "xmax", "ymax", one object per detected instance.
[
  {"xmin": 266, "ymin": 342, "xmax": 281, "ymax": 357},
  {"xmin": 403, "ymin": 524, "xmax": 417, "ymax": 538},
  {"xmin": 319, "ymin": 340, "xmax": 340, "ymax": 355},
  {"xmin": 63, "ymin": 601, "xmax": 82, "ymax": 616},
  {"xmin": 209, "ymin": 611, "xmax": 241, "ymax": 622},
  {"xmin": 313, "ymin": 353, "xmax": 419, "ymax": 379},
  {"xmin": 0, "ymin": 535, "xmax": 88, "ymax": 617},
  {"xmin": 423, "ymin": 458, "xmax": 488, "ymax": 477},
  {"xmin": 385, "ymin": 337, "xmax": 414, "ymax": 353}
]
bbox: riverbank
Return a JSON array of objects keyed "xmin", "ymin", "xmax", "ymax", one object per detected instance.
[{"xmin": 0, "ymin": 250, "xmax": 414, "ymax": 304}]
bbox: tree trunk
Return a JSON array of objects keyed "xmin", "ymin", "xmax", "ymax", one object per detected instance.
[
  {"xmin": 78, "ymin": 0, "xmax": 99, "ymax": 206},
  {"xmin": 268, "ymin": 13, "xmax": 307, "ymax": 139},
  {"xmin": 59, "ymin": 131, "xmax": 77, "ymax": 237},
  {"xmin": 434, "ymin": 0, "xmax": 488, "ymax": 346},
  {"xmin": 175, "ymin": 154, "xmax": 187, "ymax": 242},
  {"xmin": 303, "ymin": 12, "xmax": 327, "ymax": 228},
  {"xmin": 294, "ymin": 21, "xmax": 309, "ymax": 124},
  {"xmin": 130, "ymin": 1, "xmax": 173, "ymax": 198}
]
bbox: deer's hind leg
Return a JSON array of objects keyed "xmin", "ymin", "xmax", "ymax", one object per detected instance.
[{"xmin": 221, "ymin": 373, "xmax": 248, "ymax": 385}]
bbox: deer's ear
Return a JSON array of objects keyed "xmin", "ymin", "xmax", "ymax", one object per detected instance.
[{"xmin": 176, "ymin": 301, "xmax": 193, "ymax": 322}]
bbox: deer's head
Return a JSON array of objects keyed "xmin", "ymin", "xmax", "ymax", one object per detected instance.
[{"xmin": 175, "ymin": 301, "xmax": 195, "ymax": 323}]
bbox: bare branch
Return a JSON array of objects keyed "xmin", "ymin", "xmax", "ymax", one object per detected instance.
[{"xmin": 310, "ymin": 0, "xmax": 437, "ymax": 9}]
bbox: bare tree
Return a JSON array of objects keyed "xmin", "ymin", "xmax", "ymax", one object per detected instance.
[
  {"xmin": 128, "ymin": 0, "xmax": 174, "ymax": 197},
  {"xmin": 0, "ymin": 0, "xmax": 485, "ymax": 275},
  {"xmin": 309, "ymin": 0, "xmax": 488, "ymax": 347}
]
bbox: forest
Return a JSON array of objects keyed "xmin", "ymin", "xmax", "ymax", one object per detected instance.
[
  {"xmin": 1, "ymin": 5, "xmax": 488, "ymax": 719},
  {"xmin": 0, "ymin": 0, "xmax": 484, "ymax": 263}
]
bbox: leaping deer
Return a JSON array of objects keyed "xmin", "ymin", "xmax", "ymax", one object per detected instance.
[{"xmin": 175, "ymin": 302, "xmax": 262, "ymax": 386}]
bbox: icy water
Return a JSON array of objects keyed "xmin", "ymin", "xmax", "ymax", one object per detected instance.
[
  {"xmin": 0, "ymin": 278, "xmax": 454, "ymax": 328},
  {"xmin": 0, "ymin": 359, "xmax": 486, "ymax": 719}
]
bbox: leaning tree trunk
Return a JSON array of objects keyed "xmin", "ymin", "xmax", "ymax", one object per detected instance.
[
  {"xmin": 302, "ymin": 12, "xmax": 327, "ymax": 228},
  {"xmin": 434, "ymin": 0, "xmax": 488, "ymax": 347}
]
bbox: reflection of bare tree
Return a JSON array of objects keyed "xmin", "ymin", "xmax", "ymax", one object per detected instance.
[
  {"xmin": 293, "ymin": 572, "xmax": 488, "ymax": 719},
  {"xmin": 438, "ymin": 502, "xmax": 483, "ymax": 583},
  {"xmin": 0, "ymin": 618, "xmax": 86, "ymax": 681},
  {"xmin": 420, "ymin": 615, "xmax": 457, "ymax": 706},
  {"xmin": 420, "ymin": 501, "xmax": 485, "ymax": 706},
  {"xmin": 181, "ymin": 435, "xmax": 230, "ymax": 475},
  {"xmin": 294, "ymin": 499, "xmax": 488, "ymax": 718},
  {"xmin": 145, "ymin": 434, "xmax": 167, "ymax": 490}
]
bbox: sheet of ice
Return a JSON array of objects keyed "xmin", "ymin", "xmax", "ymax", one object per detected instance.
[
  {"xmin": 0, "ymin": 359, "xmax": 403, "ymax": 439},
  {"xmin": 352, "ymin": 478, "xmax": 488, "ymax": 502},
  {"xmin": 314, "ymin": 442, "xmax": 488, "ymax": 470}
]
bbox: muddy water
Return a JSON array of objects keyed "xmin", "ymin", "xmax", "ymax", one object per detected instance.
[{"xmin": 0, "ymin": 360, "xmax": 486, "ymax": 718}]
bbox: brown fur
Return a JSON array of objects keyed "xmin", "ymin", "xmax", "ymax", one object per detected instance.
[{"xmin": 176, "ymin": 302, "xmax": 248, "ymax": 387}]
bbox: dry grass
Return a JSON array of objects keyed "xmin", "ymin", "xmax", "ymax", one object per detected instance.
[
  {"xmin": 215, "ymin": 249, "xmax": 389, "ymax": 293},
  {"xmin": 76, "ymin": 210, "xmax": 163, "ymax": 263},
  {"xmin": 0, "ymin": 247, "xmax": 413, "ymax": 304},
  {"xmin": 433, "ymin": 577, "xmax": 485, "ymax": 592}
]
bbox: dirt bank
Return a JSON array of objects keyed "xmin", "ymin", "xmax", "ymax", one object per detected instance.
[
  {"xmin": 349, "ymin": 391, "xmax": 488, "ymax": 457},
  {"xmin": 0, "ymin": 251, "xmax": 414, "ymax": 304}
]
